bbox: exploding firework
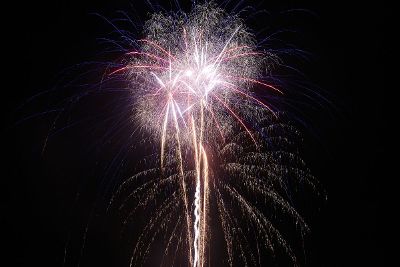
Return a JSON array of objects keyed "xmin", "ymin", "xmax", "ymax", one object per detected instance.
[{"xmin": 105, "ymin": 2, "xmax": 318, "ymax": 266}]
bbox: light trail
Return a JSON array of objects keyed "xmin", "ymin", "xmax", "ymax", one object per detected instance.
[{"xmin": 107, "ymin": 2, "xmax": 314, "ymax": 266}]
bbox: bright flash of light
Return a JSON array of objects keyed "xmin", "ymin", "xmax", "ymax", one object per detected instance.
[{"xmin": 108, "ymin": 2, "xmax": 317, "ymax": 266}]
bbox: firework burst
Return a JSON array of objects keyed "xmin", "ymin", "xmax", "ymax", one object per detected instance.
[{"xmin": 106, "ymin": 2, "xmax": 318, "ymax": 266}]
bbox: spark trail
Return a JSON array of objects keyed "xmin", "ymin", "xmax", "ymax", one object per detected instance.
[{"xmin": 107, "ymin": 2, "xmax": 317, "ymax": 266}]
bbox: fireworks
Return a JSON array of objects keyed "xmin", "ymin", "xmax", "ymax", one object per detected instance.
[{"xmin": 107, "ymin": 2, "xmax": 317, "ymax": 266}]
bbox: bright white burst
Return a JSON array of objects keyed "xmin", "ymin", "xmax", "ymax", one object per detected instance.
[{"xmin": 108, "ymin": 2, "xmax": 317, "ymax": 267}]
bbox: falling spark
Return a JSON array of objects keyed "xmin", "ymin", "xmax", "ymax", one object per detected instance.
[{"xmin": 106, "ymin": 2, "xmax": 318, "ymax": 266}]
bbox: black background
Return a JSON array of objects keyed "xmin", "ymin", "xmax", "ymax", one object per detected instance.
[{"xmin": 2, "ymin": 0, "xmax": 389, "ymax": 266}]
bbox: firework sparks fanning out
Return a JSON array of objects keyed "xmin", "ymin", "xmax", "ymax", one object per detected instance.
[{"xmin": 108, "ymin": 2, "xmax": 317, "ymax": 266}]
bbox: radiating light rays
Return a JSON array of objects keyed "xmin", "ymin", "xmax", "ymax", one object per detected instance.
[
  {"xmin": 112, "ymin": 3, "xmax": 280, "ymax": 265},
  {"xmin": 120, "ymin": 16, "xmax": 274, "ymax": 266},
  {"xmin": 105, "ymin": 2, "xmax": 316, "ymax": 266}
]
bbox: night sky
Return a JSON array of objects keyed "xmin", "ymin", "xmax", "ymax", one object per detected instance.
[{"xmin": 2, "ymin": 0, "xmax": 389, "ymax": 266}]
